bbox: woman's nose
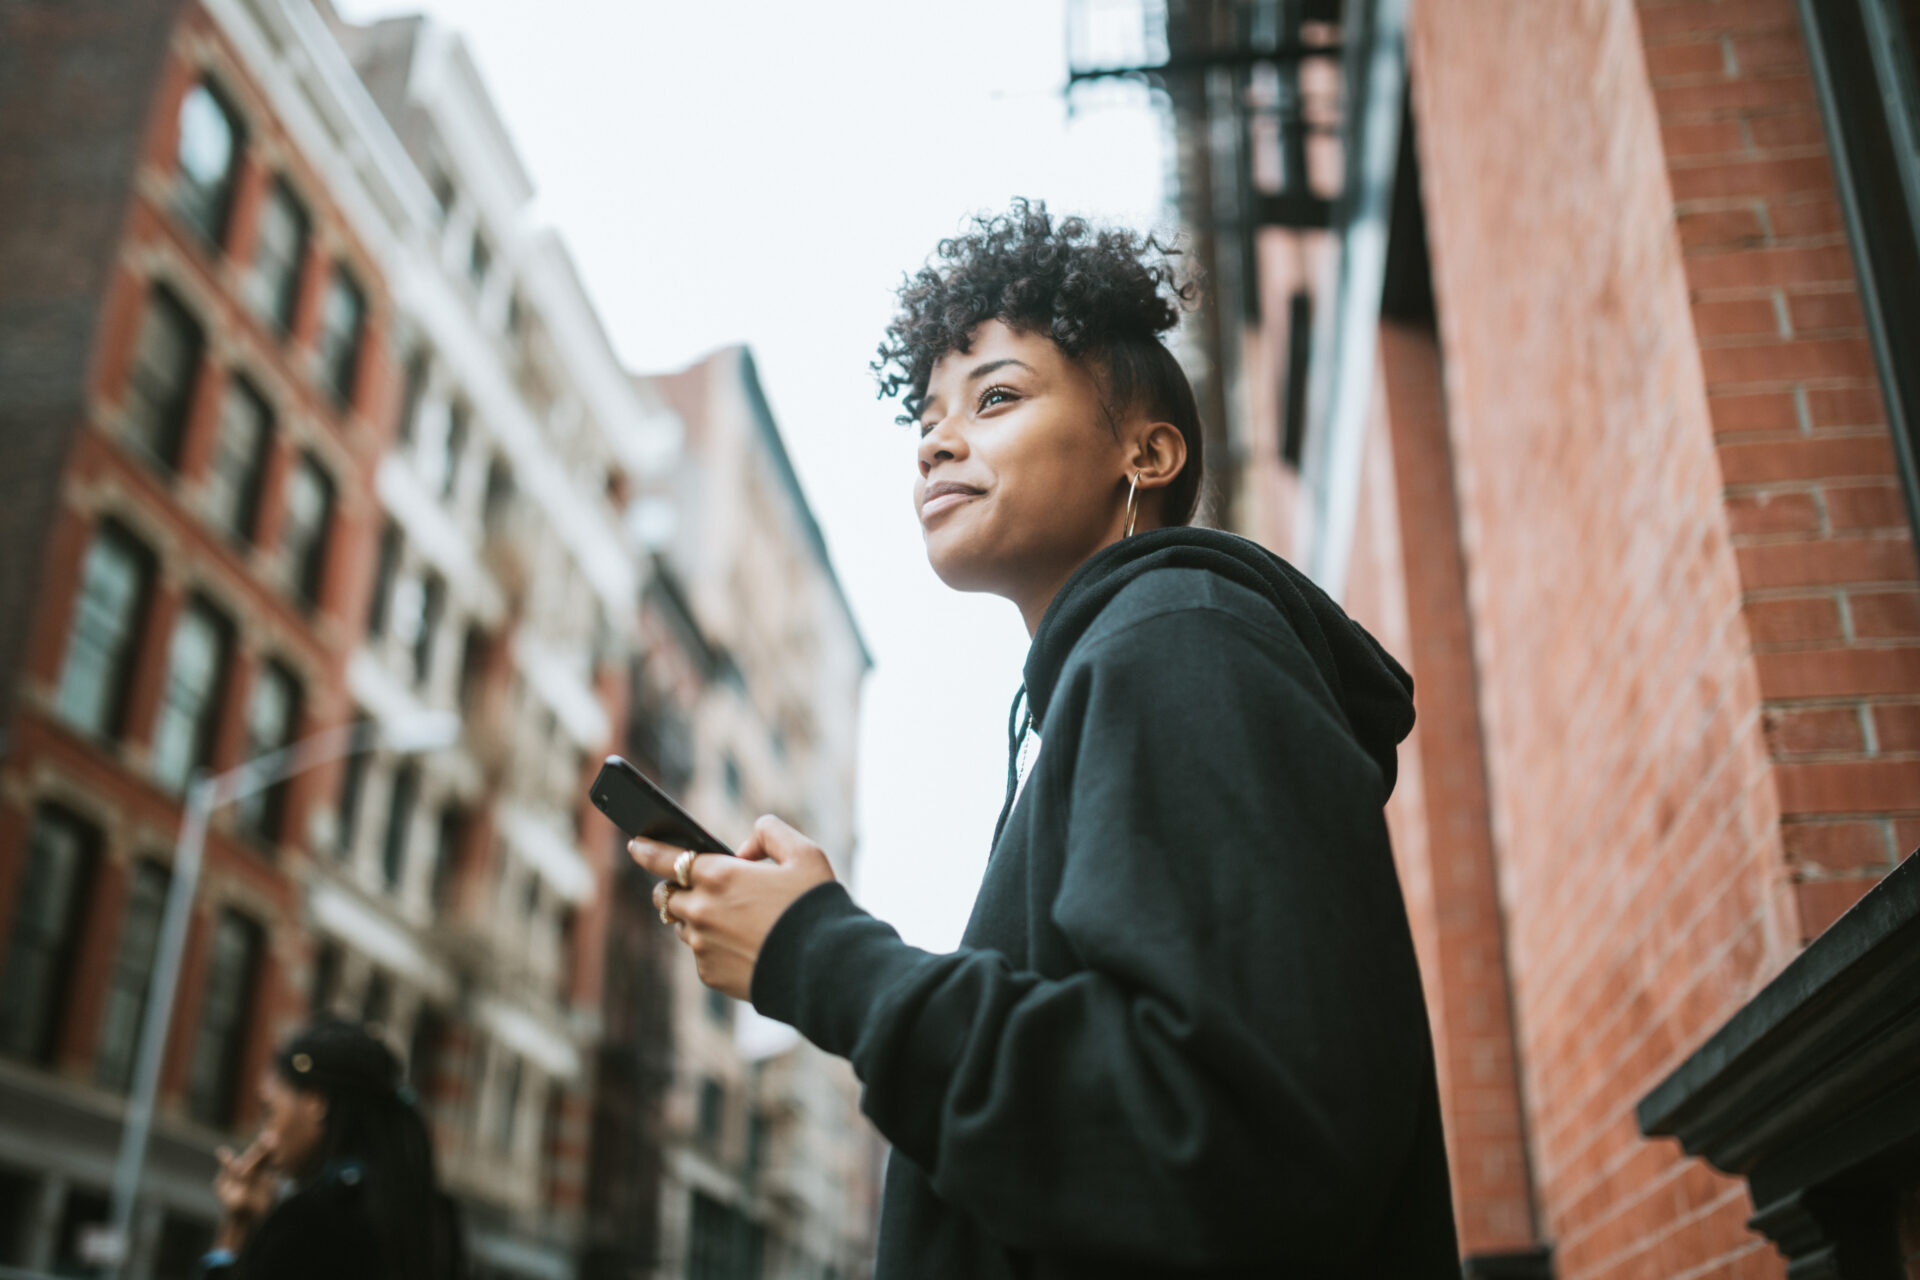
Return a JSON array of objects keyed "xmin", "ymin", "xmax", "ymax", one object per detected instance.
[{"xmin": 917, "ymin": 416, "xmax": 960, "ymax": 472}]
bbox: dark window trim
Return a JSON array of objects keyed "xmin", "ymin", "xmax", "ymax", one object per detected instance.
[{"xmin": 1798, "ymin": 0, "xmax": 1920, "ymax": 552}]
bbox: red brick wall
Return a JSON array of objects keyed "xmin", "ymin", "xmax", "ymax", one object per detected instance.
[
  {"xmin": 1375, "ymin": 322, "xmax": 1539, "ymax": 1257},
  {"xmin": 1405, "ymin": 1, "xmax": 1794, "ymax": 1275},
  {"xmin": 1635, "ymin": 0, "xmax": 1920, "ymax": 937}
]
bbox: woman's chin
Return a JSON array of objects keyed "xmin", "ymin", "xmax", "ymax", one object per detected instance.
[{"xmin": 923, "ymin": 538, "xmax": 1004, "ymax": 596}]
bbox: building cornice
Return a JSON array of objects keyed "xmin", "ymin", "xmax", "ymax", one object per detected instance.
[{"xmin": 1638, "ymin": 850, "xmax": 1920, "ymax": 1274}]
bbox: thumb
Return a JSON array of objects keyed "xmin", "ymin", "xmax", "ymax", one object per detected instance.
[{"xmin": 741, "ymin": 814, "xmax": 810, "ymax": 866}]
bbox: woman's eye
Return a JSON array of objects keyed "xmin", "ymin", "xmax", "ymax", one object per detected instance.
[{"xmin": 978, "ymin": 385, "xmax": 1017, "ymax": 411}]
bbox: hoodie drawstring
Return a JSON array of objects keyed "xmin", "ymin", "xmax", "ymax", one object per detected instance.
[{"xmin": 990, "ymin": 683, "xmax": 1032, "ymax": 855}]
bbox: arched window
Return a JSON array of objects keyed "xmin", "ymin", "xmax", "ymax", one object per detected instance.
[{"xmin": 175, "ymin": 80, "xmax": 244, "ymax": 247}]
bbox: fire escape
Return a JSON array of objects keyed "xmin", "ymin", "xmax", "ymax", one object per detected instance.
[{"xmin": 1066, "ymin": 0, "xmax": 1410, "ymax": 596}]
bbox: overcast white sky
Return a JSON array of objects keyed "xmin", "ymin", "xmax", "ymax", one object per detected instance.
[{"xmin": 335, "ymin": 0, "xmax": 1171, "ymax": 950}]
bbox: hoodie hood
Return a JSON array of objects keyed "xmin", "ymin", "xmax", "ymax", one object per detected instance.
[{"xmin": 1024, "ymin": 526, "xmax": 1416, "ymax": 795}]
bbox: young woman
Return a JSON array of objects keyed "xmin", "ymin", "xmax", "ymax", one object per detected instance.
[
  {"xmin": 633, "ymin": 200, "xmax": 1460, "ymax": 1277},
  {"xmin": 201, "ymin": 1017, "xmax": 464, "ymax": 1280}
]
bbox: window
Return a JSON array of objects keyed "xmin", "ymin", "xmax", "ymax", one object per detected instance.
[
  {"xmin": 366, "ymin": 522, "xmax": 402, "ymax": 638},
  {"xmin": 246, "ymin": 178, "xmax": 308, "ymax": 332},
  {"xmin": 456, "ymin": 625, "xmax": 489, "ymax": 712},
  {"xmin": 687, "ymin": 1191, "xmax": 764, "ymax": 1280},
  {"xmin": 149, "ymin": 599, "xmax": 231, "ymax": 794},
  {"xmin": 96, "ymin": 859, "xmax": 170, "ymax": 1092},
  {"xmin": 408, "ymin": 1006, "xmax": 445, "ymax": 1103},
  {"xmin": 310, "ymin": 938, "xmax": 341, "ymax": 1015},
  {"xmin": 429, "ymin": 169, "xmax": 456, "ymax": 224},
  {"xmin": 186, "ymin": 908, "xmax": 262, "ymax": 1126},
  {"xmin": 54, "ymin": 523, "xmax": 152, "ymax": 738},
  {"xmin": 174, "ymin": 80, "xmax": 243, "ymax": 246},
  {"xmin": 336, "ymin": 731, "xmax": 370, "ymax": 859},
  {"xmin": 235, "ymin": 661, "xmax": 300, "ymax": 843},
  {"xmin": 1280, "ymin": 289, "xmax": 1314, "ymax": 468},
  {"xmin": 494, "ymin": 1053, "xmax": 522, "ymax": 1152},
  {"xmin": 0, "ymin": 806, "xmax": 97, "ymax": 1062},
  {"xmin": 124, "ymin": 287, "xmax": 204, "ymax": 467},
  {"xmin": 413, "ymin": 573, "xmax": 445, "ymax": 686},
  {"xmin": 482, "ymin": 457, "xmax": 514, "ymax": 534},
  {"xmin": 205, "ymin": 377, "xmax": 271, "ymax": 541},
  {"xmin": 316, "ymin": 267, "xmax": 365, "ymax": 407},
  {"xmin": 744, "ymin": 1110, "xmax": 767, "ymax": 1178},
  {"xmin": 361, "ymin": 969, "xmax": 390, "ymax": 1028},
  {"xmin": 467, "ymin": 230, "xmax": 492, "ymax": 292},
  {"xmin": 554, "ymin": 905, "xmax": 575, "ymax": 1001},
  {"xmin": 381, "ymin": 764, "xmax": 418, "ymax": 890},
  {"xmin": 697, "ymin": 1076, "xmax": 725, "ymax": 1145},
  {"xmin": 429, "ymin": 806, "xmax": 464, "ymax": 908},
  {"xmin": 440, "ymin": 400, "xmax": 469, "ymax": 499},
  {"xmin": 280, "ymin": 454, "xmax": 333, "ymax": 608},
  {"xmin": 397, "ymin": 353, "xmax": 429, "ymax": 445}
]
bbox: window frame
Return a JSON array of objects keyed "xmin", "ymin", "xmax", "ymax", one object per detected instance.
[
  {"xmin": 185, "ymin": 907, "xmax": 263, "ymax": 1127},
  {"xmin": 235, "ymin": 659, "xmax": 301, "ymax": 845},
  {"xmin": 279, "ymin": 452, "xmax": 335, "ymax": 609},
  {"xmin": 149, "ymin": 596, "xmax": 234, "ymax": 795},
  {"xmin": 0, "ymin": 806, "xmax": 99, "ymax": 1064},
  {"xmin": 246, "ymin": 176, "xmax": 310, "ymax": 334},
  {"xmin": 205, "ymin": 375, "xmax": 273, "ymax": 544},
  {"xmin": 315, "ymin": 265, "xmax": 366, "ymax": 409},
  {"xmin": 95, "ymin": 858, "xmax": 171, "ymax": 1092},
  {"xmin": 54, "ymin": 521, "xmax": 154, "ymax": 740},
  {"xmin": 173, "ymin": 78, "xmax": 245, "ymax": 250},
  {"xmin": 124, "ymin": 286, "xmax": 205, "ymax": 470}
]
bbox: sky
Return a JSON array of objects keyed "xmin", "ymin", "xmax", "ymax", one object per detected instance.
[{"xmin": 333, "ymin": 0, "xmax": 1172, "ymax": 950}]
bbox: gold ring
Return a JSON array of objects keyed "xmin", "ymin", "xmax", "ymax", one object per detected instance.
[
  {"xmin": 657, "ymin": 884, "xmax": 677, "ymax": 925},
  {"xmin": 674, "ymin": 850, "xmax": 700, "ymax": 889}
]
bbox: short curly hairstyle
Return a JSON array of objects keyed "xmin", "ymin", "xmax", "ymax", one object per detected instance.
[{"xmin": 874, "ymin": 198, "xmax": 1206, "ymax": 525}]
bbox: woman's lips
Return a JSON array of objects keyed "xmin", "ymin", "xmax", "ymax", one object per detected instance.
[{"xmin": 920, "ymin": 488, "xmax": 981, "ymax": 523}]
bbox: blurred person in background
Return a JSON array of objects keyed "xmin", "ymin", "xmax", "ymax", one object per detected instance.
[
  {"xmin": 633, "ymin": 199, "xmax": 1458, "ymax": 1278},
  {"xmin": 200, "ymin": 1017, "xmax": 464, "ymax": 1280}
]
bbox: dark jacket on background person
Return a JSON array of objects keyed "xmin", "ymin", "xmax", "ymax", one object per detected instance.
[
  {"xmin": 201, "ymin": 1162, "xmax": 384, "ymax": 1280},
  {"xmin": 751, "ymin": 526, "xmax": 1461, "ymax": 1278}
]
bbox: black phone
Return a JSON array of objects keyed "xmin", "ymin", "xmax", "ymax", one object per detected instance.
[{"xmin": 589, "ymin": 756, "xmax": 733, "ymax": 854}]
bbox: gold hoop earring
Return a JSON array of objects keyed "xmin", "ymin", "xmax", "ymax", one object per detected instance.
[{"xmin": 1123, "ymin": 472, "xmax": 1140, "ymax": 538}]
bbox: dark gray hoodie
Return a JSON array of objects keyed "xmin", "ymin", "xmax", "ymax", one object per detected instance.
[{"xmin": 752, "ymin": 527, "xmax": 1459, "ymax": 1278}]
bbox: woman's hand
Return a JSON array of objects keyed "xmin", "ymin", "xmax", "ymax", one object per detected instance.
[
  {"xmin": 212, "ymin": 1137, "xmax": 277, "ymax": 1251},
  {"xmin": 631, "ymin": 815, "xmax": 837, "ymax": 1000}
]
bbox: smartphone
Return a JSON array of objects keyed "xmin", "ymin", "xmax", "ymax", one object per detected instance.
[{"xmin": 589, "ymin": 755, "xmax": 732, "ymax": 854}]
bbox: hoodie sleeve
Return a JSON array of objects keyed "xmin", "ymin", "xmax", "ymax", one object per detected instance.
[{"xmin": 751, "ymin": 604, "xmax": 1433, "ymax": 1268}]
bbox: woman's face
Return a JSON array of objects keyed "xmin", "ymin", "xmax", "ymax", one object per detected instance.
[
  {"xmin": 915, "ymin": 320, "xmax": 1133, "ymax": 624},
  {"xmin": 257, "ymin": 1070, "xmax": 327, "ymax": 1176}
]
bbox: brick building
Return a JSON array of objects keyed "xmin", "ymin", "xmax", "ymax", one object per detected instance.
[
  {"xmin": 0, "ymin": 0, "xmax": 403, "ymax": 1270},
  {"xmin": 1074, "ymin": 0, "xmax": 1920, "ymax": 1276},
  {"xmin": 0, "ymin": 0, "xmax": 683, "ymax": 1274}
]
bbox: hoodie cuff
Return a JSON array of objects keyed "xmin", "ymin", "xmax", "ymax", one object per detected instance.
[{"xmin": 750, "ymin": 880, "xmax": 924, "ymax": 1059}]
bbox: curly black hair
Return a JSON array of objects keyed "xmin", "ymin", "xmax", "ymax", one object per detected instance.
[{"xmin": 874, "ymin": 198, "xmax": 1207, "ymax": 525}]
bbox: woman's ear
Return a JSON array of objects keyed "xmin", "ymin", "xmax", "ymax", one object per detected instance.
[{"xmin": 1129, "ymin": 421, "xmax": 1187, "ymax": 494}]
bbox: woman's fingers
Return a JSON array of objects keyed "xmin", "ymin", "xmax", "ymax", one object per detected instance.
[{"xmin": 627, "ymin": 837, "xmax": 684, "ymax": 879}]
